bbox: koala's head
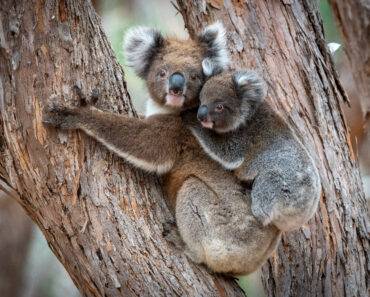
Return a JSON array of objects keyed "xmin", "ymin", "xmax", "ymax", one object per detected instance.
[
  {"xmin": 197, "ymin": 70, "xmax": 267, "ymax": 133},
  {"xmin": 123, "ymin": 22, "xmax": 229, "ymax": 112}
]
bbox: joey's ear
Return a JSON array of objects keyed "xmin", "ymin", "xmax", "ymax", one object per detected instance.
[
  {"xmin": 123, "ymin": 26, "xmax": 165, "ymax": 78},
  {"xmin": 198, "ymin": 21, "xmax": 229, "ymax": 76},
  {"xmin": 233, "ymin": 70, "xmax": 267, "ymax": 103}
]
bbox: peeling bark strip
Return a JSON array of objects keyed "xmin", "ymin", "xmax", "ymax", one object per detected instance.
[
  {"xmin": 329, "ymin": 0, "xmax": 370, "ymax": 118},
  {"xmin": 0, "ymin": 1, "xmax": 244, "ymax": 296},
  {"xmin": 176, "ymin": 0, "xmax": 369, "ymax": 296}
]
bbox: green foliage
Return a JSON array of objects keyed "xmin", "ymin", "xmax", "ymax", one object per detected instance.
[
  {"xmin": 319, "ymin": 0, "xmax": 341, "ymax": 43},
  {"xmin": 238, "ymin": 273, "xmax": 266, "ymax": 297}
]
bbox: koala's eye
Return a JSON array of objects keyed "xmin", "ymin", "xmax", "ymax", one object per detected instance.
[
  {"xmin": 158, "ymin": 69, "xmax": 167, "ymax": 78},
  {"xmin": 215, "ymin": 104, "xmax": 224, "ymax": 112},
  {"xmin": 190, "ymin": 73, "xmax": 198, "ymax": 80}
]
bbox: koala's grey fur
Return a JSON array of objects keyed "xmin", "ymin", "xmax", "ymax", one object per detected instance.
[{"xmin": 188, "ymin": 71, "xmax": 321, "ymax": 231}]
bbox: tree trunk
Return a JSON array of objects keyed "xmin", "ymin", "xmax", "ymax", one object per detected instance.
[
  {"xmin": 0, "ymin": 193, "xmax": 33, "ymax": 297},
  {"xmin": 0, "ymin": 1, "xmax": 244, "ymax": 296},
  {"xmin": 329, "ymin": 0, "xmax": 370, "ymax": 176},
  {"xmin": 329, "ymin": 0, "xmax": 370, "ymax": 118},
  {"xmin": 176, "ymin": 1, "xmax": 369, "ymax": 297}
]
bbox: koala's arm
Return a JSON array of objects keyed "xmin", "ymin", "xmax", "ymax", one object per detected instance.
[
  {"xmin": 188, "ymin": 123, "xmax": 247, "ymax": 170},
  {"xmin": 43, "ymin": 104, "xmax": 181, "ymax": 174}
]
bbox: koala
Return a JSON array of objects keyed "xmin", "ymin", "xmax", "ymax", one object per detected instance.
[
  {"xmin": 42, "ymin": 24, "xmax": 281, "ymax": 275},
  {"xmin": 43, "ymin": 100, "xmax": 281, "ymax": 275},
  {"xmin": 186, "ymin": 70, "xmax": 321, "ymax": 232}
]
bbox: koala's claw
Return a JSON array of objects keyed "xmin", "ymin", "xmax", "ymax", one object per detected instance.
[
  {"xmin": 73, "ymin": 85, "xmax": 100, "ymax": 106},
  {"xmin": 162, "ymin": 219, "xmax": 177, "ymax": 237},
  {"xmin": 162, "ymin": 220, "xmax": 185, "ymax": 250}
]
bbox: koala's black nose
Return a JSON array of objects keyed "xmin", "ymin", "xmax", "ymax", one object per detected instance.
[
  {"xmin": 169, "ymin": 72, "xmax": 185, "ymax": 95},
  {"xmin": 197, "ymin": 105, "xmax": 209, "ymax": 121}
]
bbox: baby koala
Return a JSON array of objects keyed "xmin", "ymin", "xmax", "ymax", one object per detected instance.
[{"xmin": 186, "ymin": 70, "xmax": 321, "ymax": 231}]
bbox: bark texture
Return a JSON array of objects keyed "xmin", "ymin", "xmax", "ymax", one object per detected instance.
[
  {"xmin": 329, "ymin": 0, "xmax": 370, "ymax": 118},
  {"xmin": 176, "ymin": 1, "xmax": 369, "ymax": 296},
  {"xmin": 0, "ymin": 1, "xmax": 244, "ymax": 296}
]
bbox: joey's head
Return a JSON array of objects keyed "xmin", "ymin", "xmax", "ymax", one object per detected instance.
[
  {"xmin": 197, "ymin": 70, "xmax": 267, "ymax": 133},
  {"xmin": 123, "ymin": 22, "xmax": 229, "ymax": 113}
]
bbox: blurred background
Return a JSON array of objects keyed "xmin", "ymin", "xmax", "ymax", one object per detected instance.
[{"xmin": 0, "ymin": 1, "xmax": 368, "ymax": 297}]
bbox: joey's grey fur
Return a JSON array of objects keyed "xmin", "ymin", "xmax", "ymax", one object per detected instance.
[
  {"xmin": 42, "ymin": 24, "xmax": 281, "ymax": 275},
  {"xmin": 188, "ymin": 71, "xmax": 321, "ymax": 231}
]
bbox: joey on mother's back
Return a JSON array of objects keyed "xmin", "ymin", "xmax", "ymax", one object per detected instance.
[{"xmin": 188, "ymin": 70, "xmax": 321, "ymax": 231}]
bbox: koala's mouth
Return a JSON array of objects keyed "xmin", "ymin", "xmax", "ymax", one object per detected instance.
[
  {"xmin": 200, "ymin": 120, "xmax": 214, "ymax": 129},
  {"xmin": 165, "ymin": 94, "xmax": 185, "ymax": 108}
]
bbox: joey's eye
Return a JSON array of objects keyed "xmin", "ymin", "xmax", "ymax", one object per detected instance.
[
  {"xmin": 215, "ymin": 104, "xmax": 224, "ymax": 112},
  {"xmin": 190, "ymin": 73, "xmax": 198, "ymax": 80},
  {"xmin": 158, "ymin": 69, "xmax": 167, "ymax": 78}
]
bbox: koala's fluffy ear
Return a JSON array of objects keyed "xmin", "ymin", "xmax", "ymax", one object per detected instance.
[
  {"xmin": 123, "ymin": 26, "xmax": 164, "ymax": 78},
  {"xmin": 198, "ymin": 22, "xmax": 229, "ymax": 76},
  {"xmin": 233, "ymin": 70, "xmax": 267, "ymax": 103}
]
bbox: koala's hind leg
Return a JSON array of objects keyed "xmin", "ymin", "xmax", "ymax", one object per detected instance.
[
  {"xmin": 175, "ymin": 177, "xmax": 217, "ymax": 265},
  {"xmin": 251, "ymin": 169, "xmax": 320, "ymax": 231}
]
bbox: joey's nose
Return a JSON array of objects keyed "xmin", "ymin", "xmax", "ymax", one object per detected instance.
[
  {"xmin": 197, "ymin": 105, "xmax": 209, "ymax": 121},
  {"xmin": 169, "ymin": 73, "xmax": 185, "ymax": 95}
]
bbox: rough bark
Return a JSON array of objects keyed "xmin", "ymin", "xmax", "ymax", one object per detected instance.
[
  {"xmin": 329, "ymin": 0, "xmax": 370, "ymax": 118},
  {"xmin": 0, "ymin": 1, "xmax": 244, "ymax": 297},
  {"xmin": 0, "ymin": 193, "xmax": 33, "ymax": 297},
  {"xmin": 176, "ymin": 1, "xmax": 369, "ymax": 297}
]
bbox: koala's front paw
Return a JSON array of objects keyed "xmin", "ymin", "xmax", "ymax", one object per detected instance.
[{"xmin": 42, "ymin": 100, "xmax": 79, "ymax": 129}]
